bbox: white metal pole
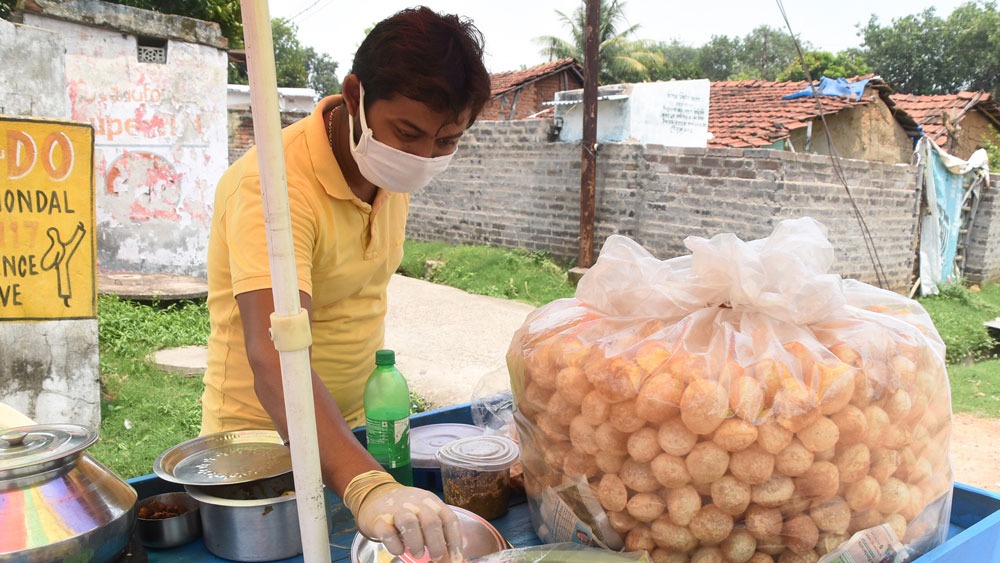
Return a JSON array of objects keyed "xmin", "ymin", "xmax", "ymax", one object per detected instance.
[{"xmin": 239, "ymin": 2, "xmax": 330, "ymax": 561}]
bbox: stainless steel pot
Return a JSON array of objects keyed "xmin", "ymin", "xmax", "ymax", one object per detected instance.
[
  {"xmin": 185, "ymin": 472, "xmax": 301, "ymax": 562},
  {"xmin": 0, "ymin": 425, "xmax": 138, "ymax": 563}
]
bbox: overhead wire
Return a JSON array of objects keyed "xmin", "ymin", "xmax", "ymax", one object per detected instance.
[
  {"xmin": 774, "ymin": 0, "xmax": 891, "ymax": 290},
  {"xmin": 287, "ymin": 0, "xmax": 334, "ymax": 22}
]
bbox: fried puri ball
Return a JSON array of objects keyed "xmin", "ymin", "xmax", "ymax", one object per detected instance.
[
  {"xmin": 596, "ymin": 473, "xmax": 629, "ymax": 512},
  {"xmin": 772, "ymin": 383, "xmax": 821, "ymax": 433},
  {"xmin": 777, "ymin": 550, "xmax": 819, "ymax": 563},
  {"xmin": 621, "ymin": 458, "xmax": 661, "ymax": 493},
  {"xmin": 595, "ymin": 421, "xmax": 630, "ymax": 455},
  {"xmin": 650, "ymin": 549, "xmax": 688, "ymax": 563},
  {"xmin": 794, "ymin": 461, "xmax": 840, "ymax": 501},
  {"xmin": 691, "ymin": 547, "xmax": 726, "ymax": 563},
  {"xmin": 721, "ymin": 529, "xmax": 758, "ymax": 563},
  {"xmin": 815, "ymin": 533, "xmax": 849, "ymax": 556},
  {"xmin": 569, "ymin": 415, "xmax": 599, "ymax": 455},
  {"xmin": 690, "ymin": 504, "xmax": 734, "ymax": 545},
  {"xmin": 666, "ymin": 484, "xmax": 702, "ymax": 526},
  {"xmin": 796, "ymin": 417, "xmax": 840, "ymax": 453},
  {"xmin": 555, "ymin": 365, "xmax": 592, "ymax": 406},
  {"xmin": 521, "ymin": 381, "xmax": 553, "ymax": 418},
  {"xmin": 747, "ymin": 554, "xmax": 776, "ymax": 563},
  {"xmin": 808, "ymin": 497, "xmax": 850, "ymax": 534},
  {"xmin": 877, "ymin": 477, "xmax": 910, "ymax": 514},
  {"xmin": 845, "ymin": 475, "xmax": 882, "ymax": 511},
  {"xmin": 652, "ymin": 452, "xmax": 692, "ymax": 489},
  {"xmin": 547, "ymin": 392, "xmax": 581, "ymax": 426},
  {"xmin": 711, "ymin": 474, "xmax": 752, "ymax": 515},
  {"xmin": 610, "ymin": 399, "xmax": 647, "ymax": 433},
  {"xmin": 686, "ymin": 441, "xmax": 731, "ymax": 485},
  {"xmin": 581, "ymin": 390, "xmax": 611, "ymax": 426},
  {"xmin": 595, "ymin": 451, "xmax": 628, "ymax": 474},
  {"xmin": 750, "ymin": 475, "xmax": 795, "ymax": 508},
  {"xmin": 593, "ymin": 357, "xmax": 641, "ymax": 403},
  {"xmin": 628, "ymin": 426, "xmax": 662, "ymax": 463},
  {"xmin": 863, "ymin": 405, "xmax": 891, "ymax": 448},
  {"xmin": 608, "ymin": 510, "xmax": 639, "ymax": 534},
  {"xmin": 731, "ymin": 375, "xmax": 766, "ymax": 423},
  {"xmin": 830, "ymin": 405, "xmax": 868, "ymax": 445},
  {"xmin": 659, "ymin": 417, "xmax": 699, "ymax": 456},
  {"xmin": 885, "ymin": 513, "xmax": 907, "ymax": 540},
  {"xmin": 562, "ymin": 448, "xmax": 598, "ymax": 478},
  {"xmin": 636, "ymin": 375, "xmax": 684, "ymax": 424},
  {"xmin": 848, "ymin": 509, "xmax": 883, "ymax": 534},
  {"xmin": 627, "ymin": 492, "xmax": 668, "ymax": 522},
  {"xmin": 651, "ymin": 514, "xmax": 699, "ymax": 552},
  {"xmin": 869, "ymin": 448, "xmax": 901, "ymax": 484},
  {"xmin": 834, "ymin": 442, "xmax": 871, "ymax": 484},
  {"xmin": 757, "ymin": 421, "xmax": 794, "ymax": 455},
  {"xmin": 815, "ymin": 363, "xmax": 856, "ymax": 415},
  {"xmin": 714, "ymin": 418, "xmax": 759, "ymax": 452},
  {"xmin": 729, "ymin": 444, "xmax": 775, "ymax": 485},
  {"xmin": 681, "ymin": 379, "xmax": 729, "ymax": 435},
  {"xmin": 883, "ymin": 389, "xmax": 913, "ymax": 421},
  {"xmin": 775, "ymin": 439, "xmax": 814, "ymax": 477},
  {"xmin": 536, "ymin": 413, "xmax": 569, "ymax": 443},
  {"xmin": 745, "ymin": 504, "xmax": 784, "ymax": 538},
  {"xmin": 782, "ymin": 513, "xmax": 820, "ymax": 554},
  {"xmin": 625, "ymin": 524, "xmax": 656, "ymax": 553}
]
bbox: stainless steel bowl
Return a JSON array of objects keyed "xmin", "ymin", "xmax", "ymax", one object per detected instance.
[
  {"xmin": 185, "ymin": 472, "xmax": 300, "ymax": 562},
  {"xmin": 350, "ymin": 505, "xmax": 507, "ymax": 563},
  {"xmin": 136, "ymin": 491, "xmax": 201, "ymax": 549}
]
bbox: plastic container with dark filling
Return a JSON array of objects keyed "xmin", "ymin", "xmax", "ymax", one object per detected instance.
[{"xmin": 435, "ymin": 435, "xmax": 519, "ymax": 520}]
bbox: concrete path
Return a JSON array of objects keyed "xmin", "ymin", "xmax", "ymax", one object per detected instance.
[{"xmin": 145, "ymin": 274, "xmax": 536, "ymax": 409}]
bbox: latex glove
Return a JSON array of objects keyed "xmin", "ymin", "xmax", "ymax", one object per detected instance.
[{"xmin": 345, "ymin": 470, "xmax": 464, "ymax": 562}]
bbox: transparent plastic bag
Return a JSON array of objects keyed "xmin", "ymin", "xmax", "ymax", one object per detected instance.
[
  {"xmin": 472, "ymin": 542, "xmax": 652, "ymax": 563},
  {"xmin": 506, "ymin": 218, "xmax": 952, "ymax": 561},
  {"xmin": 471, "ymin": 366, "xmax": 516, "ymax": 439}
]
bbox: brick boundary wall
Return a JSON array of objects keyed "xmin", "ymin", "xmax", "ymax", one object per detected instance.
[
  {"xmin": 227, "ymin": 108, "xmax": 309, "ymax": 164},
  {"xmin": 965, "ymin": 180, "xmax": 1000, "ymax": 284},
  {"xmin": 409, "ymin": 119, "xmax": 1000, "ymax": 291}
]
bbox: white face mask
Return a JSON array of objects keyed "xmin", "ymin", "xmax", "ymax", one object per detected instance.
[{"xmin": 348, "ymin": 83, "xmax": 455, "ymax": 194}]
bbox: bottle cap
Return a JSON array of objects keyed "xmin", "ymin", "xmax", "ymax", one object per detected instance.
[
  {"xmin": 375, "ymin": 349, "xmax": 395, "ymax": 365},
  {"xmin": 435, "ymin": 435, "xmax": 519, "ymax": 472}
]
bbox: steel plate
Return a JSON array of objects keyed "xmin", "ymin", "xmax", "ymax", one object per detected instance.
[
  {"xmin": 351, "ymin": 505, "xmax": 507, "ymax": 563},
  {"xmin": 153, "ymin": 430, "xmax": 291, "ymax": 486}
]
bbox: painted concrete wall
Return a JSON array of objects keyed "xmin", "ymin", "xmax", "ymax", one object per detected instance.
[
  {"xmin": 0, "ymin": 19, "xmax": 98, "ymax": 428},
  {"xmin": 24, "ymin": 13, "xmax": 229, "ymax": 277},
  {"xmin": 0, "ymin": 19, "xmax": 67, "ymax": 117}
]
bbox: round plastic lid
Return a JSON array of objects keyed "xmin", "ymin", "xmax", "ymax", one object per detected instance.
[
  {"xmin": 435, "ymin": 435, "xmax": 519, "ymax": 472},
  {"xmin": 0, "ymin": 424, "xmax": 97, "ymax": 475},
  {"xmin": 410, "ymin": 423, "xmax": 484, "ymax": 468}
]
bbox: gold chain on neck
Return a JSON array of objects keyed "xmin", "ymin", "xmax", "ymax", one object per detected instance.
[{"xmin": 326, "ymin": 105, "xmax": 338, "ymax": 148}]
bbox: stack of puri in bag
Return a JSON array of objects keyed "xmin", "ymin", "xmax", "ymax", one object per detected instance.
[{"xmin": 506, "ymin": 218, "xmax": 952, "ymax": 563}]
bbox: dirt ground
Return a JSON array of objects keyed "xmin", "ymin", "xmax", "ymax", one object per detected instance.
[{"xmin": 950, "ymin": 413, "xmax": 1000, "ymax": 493}]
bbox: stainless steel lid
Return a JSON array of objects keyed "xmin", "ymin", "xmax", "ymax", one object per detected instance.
[
  {"xmin": 0, "ymin": 424, "xmax": 97, "ymax": 479},
  {"xmin": 153, "ymin": 430, "xmax": 291, "ymax": 486},
  {"xmin": 410, "ymin": 423, "xmax": 484, "ymax": 468},
  {"xmin": 351, "ymin": 505, "xmax": 507, "ymax": 563}
]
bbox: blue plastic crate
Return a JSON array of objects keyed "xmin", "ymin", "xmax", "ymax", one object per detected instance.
[{"xmin": 128, "ymin": 403, "xmax": 1000, "ymax": 562}]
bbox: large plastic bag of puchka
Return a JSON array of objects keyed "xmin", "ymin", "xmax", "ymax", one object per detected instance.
[
  {"xmin": 506, "ymin": 217, "xmax": 952, "ymax": 562},
  {"xmin": 472, "ymin": 542, "xmax": 652, "ymax": 562}
]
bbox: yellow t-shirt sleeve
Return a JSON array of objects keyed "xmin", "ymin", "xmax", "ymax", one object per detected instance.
[{"xmin": 226, "ymin": 175, "xmax": 318, "ymax": 298}]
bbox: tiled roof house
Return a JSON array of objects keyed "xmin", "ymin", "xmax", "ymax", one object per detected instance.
[
  {"xmin": 709, "ymin": 77, "xmax": 922, "ymax": 164},
  {"xmin": 892, "ymin": 91, "xmax": 1000, "ymax": 161},
  {"xmin": 481, "ymin": 58, "xmax": 584, "ymax": 121}
]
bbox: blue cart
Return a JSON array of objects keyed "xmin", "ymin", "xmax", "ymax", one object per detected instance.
[{"xmin": 128, "ymin": 403, "xmax": 1000, "ymax": 562}]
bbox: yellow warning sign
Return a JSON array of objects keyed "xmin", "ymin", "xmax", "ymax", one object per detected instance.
[{"xmin": 0, "ymin": 117, "xmax": 95, "ymax": 320}]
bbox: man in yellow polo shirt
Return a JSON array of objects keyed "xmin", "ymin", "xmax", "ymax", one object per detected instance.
[{"xmin": 201, "ymin": 7, "xmax": 491, "ymax": 561}]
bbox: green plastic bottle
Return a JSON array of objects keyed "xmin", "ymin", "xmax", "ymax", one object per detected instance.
[{"xmin": 364, "ymin": 349, "xmax": 413, "ymax": 486}]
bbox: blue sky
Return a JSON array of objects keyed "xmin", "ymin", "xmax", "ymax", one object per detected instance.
[{"xmin": 269, "ymin": 0, "xmax": 971, "ymax": 79}]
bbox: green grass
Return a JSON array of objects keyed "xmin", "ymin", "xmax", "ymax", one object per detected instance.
[
  {"xmin": 91, "ymin": 295, "xmax": 209, "ymax": 479},
  {"xmin": 947, "ymin": 360, "xmax": 1000, "ymax": 418},
  {"xmin": 399, "ymin": 240, "xmax": 576, "ymax": 307},
  {"xmin": 91, "ymin": 246, "xmax": 1000, "ymax": 478},
  {"xmin": 916, "ymin": 283, "xmax": 1000, "ymax": 364}
]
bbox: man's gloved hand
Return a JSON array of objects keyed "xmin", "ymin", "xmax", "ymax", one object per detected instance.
[{"xmin": 345, "ymin": 470, "xmax": 464, "ymax": 561}]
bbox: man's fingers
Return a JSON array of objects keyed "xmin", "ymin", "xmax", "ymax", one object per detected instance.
[
  {"xmin": 413, "ymin": 502, "xmax": 447, "ymax": 560},
  {"xmin": 440, "ymin": 505, "xmax": 464, "ymax": 561},
  {"xmin": 371, "ymin": 517, "xmax": 405, "ymax": 556},
  {"xmin": 394, "ymin": 509, "xmax": 425, "ymax": 558}
]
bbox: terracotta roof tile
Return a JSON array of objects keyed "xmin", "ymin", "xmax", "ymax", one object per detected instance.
[
  {"xmin": 708, "ymin": 77, "xmax": 893, "ymax": 148},
  {"xmin": 490, "ymin": 58, "xmax": 583, "ymax": 98},
  {"xmin": 891, "ymin": 91, "xmax": 999, "ymax": 145}
]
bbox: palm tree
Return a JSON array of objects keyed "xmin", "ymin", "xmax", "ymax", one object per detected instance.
[{"xmin": 536, "ymin": 0, "xmax": 664, "ymax": 84}]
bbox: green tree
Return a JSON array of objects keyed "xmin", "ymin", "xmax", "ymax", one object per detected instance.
[
  {"xmin": 647, "ymin": 40, "xmax": 702, "ymax": 81},
  {"xmin": 861, "ymin": 1, "xmax": 999, "ymax": 96},
  {"xmin": 104, "ymin": 0, "xmax": 243, "ymax": 48},
  {"xmin": 730, "ymin": 25, "xmax": 804, "ymax": 81},
  {"xmin": 227, "ymin": 18, "xmax": 339, "ymax": 96},
  {"xmin": 696, "ymin": 35, "xmax": 741, "ymax": 81},
  {"xmin": 536, "ymin": 0, "xmax": 663, "ymax": 84},
  {"xmin": 776, "ymin": 50, "xmax": 871, "ymax": 81},
  {"xmin": 1, "ymin": 0, "xmax": 13, "ymax": 20},
  {"xmin": 305, "ymin": 48, "xmax": 341, "ymax": 97}
]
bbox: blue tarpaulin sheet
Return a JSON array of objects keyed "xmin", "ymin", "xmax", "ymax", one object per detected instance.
[{"xmin": 782, "ymin": 76, "xmax": 870, "ymax": 100}]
